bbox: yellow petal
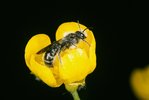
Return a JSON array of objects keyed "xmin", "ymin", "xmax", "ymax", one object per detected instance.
[
  {"xmin": 30, "ymin": 55, "xmax": 62, "ymax": 87},
  {"xmin": 56, "ymin": 22, "xmax": 83, "ymax": 40},
  {"xmin": 130, "ymin": 66, "xmax": 149, "ymax": 99},
  {"xmin": 55, "ymin": 48, "xmax": 91, "ymax": 84},
  {"xmin": 88, "ymin": 35, "xmax": 96, "ymax": 73},
  {"xmin": 55, "ymin": 22, "xmax": 96, "ymax": 74},
  {"xmin": 25, "ymin": 34, "xmax": 63, "ymax": 87},
  {"xmin": 25, "ymin": 34, "xmax": 51, "ymax": 67}
]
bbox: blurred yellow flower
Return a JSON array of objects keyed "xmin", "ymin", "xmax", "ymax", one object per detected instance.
[
  {"xmin": 24, "ymin": 22, "xmax": 96, "ymax": 99},
  {"xmin": 130, "ymin": 65, "xmax": 149, "ymax": 99}
]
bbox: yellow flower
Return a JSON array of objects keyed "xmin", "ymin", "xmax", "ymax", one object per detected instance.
[
  {"xmin": 130, "ymin": 65, "xmax": 149, "ymax": 99},
  {"xmin": 24, "ymin": 22, "xmax": 96, "ymax": 99}
]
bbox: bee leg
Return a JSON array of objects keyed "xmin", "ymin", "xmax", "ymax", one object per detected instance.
[
  {"xmin": 72, "ymin": 43, "xmax": 77, "ymax": 47},
  {"xmin": 71, "ymin": 42, "xmax": 77, "ymax": 48},
  {"xmin": 82, "ymin": 39, "xmax": 90, "ymax": 47},
  {"xmin": 57, "ymin": 50, "xmax": 62, "ymax": 64}
]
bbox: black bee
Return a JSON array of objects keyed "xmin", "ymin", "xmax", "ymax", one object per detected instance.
[
  {"xmin": 37, "ymin": 23, "xmax": 90, "ymax": 67},
  {"xmin": 37, "ymin": 41, "xmax": 62, "ymax": 66}
]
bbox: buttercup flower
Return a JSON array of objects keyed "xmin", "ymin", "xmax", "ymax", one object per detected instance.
[
  {"xmin": 130, "ymin": 65, "xmax": 149, "ymax": 99},
  {"xmin": 24, "ymin": 22, "xmax": 96, "ymax": 100}
]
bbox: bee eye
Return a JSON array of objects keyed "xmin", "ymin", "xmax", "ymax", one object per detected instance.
[
  {"xmin": 81, "ymin": 33, "xmax": 84, "ymax": 37},
  {"xmin": 80, "ymin": 33, "xmax": 86, "ymax": 38}
]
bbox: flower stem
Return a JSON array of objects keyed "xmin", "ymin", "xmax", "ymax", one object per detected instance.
[
  {"xmin": 71, "ymin": 90, "xmax": 80, "ymax": 100},
  {"xmin": 65, "ymin": 84, "xmax": 81, "ymax": 100}
]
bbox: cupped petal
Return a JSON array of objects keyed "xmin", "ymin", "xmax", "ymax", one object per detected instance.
[
  {"xmin": 54, "ymin": 48, "xmax": 91, "ymax": 84},
  {"xmin": 25, "ymin": 34, "xmax": 63, "ymax": 87},
  {"xmin": 88, "ymin": 35, "xmax": 96, "ymax": 73},
  {"xmin": 30, "ymin": 55, "xmax": 63, "ymax": 87},
  {"xmin": 55, "ymin": 22, "xmax": 96, "ymax": 74},
  {"xmin": 56, "ymin": 22, "xmax": 80, "ymax": 40},
  {"xmin": 25, "ymin": 34, "xmax": 51, "ymax": 67}
]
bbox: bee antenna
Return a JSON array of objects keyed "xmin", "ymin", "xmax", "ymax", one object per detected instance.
[
  {"xmin": 82, "ymin": 39, "xmax": 90, "ymax": 47},
  {"xmin": 82, "ymin": 27, "xmax": 93, "ymax": 32},
  {"xmin": 77, "ymin": 20, "xmax": 93, "ymax": 33},
  {"xmin": 77, "ymin": 20, "xmax": 81, "ymax": 31},
  {"xmin": 82, "ymin": 27, "xmax": 88, "ymax": 32}
]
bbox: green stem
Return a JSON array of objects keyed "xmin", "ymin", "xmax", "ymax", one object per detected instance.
[
  {"xmin": 71, "ymin": 90, "xmax": 80, "ymax": 100},
  {"xmin": 65, "ymin": 84, "xmax": 81, "ymax": 100}
]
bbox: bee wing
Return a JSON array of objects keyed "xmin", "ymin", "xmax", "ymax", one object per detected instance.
[{"xmin": 36, "ymin": 45, "xmax": 51, "ymax": 54}]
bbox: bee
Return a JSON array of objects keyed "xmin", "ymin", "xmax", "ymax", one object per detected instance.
[
  {"xmin": 37, "ymin": 22, "xmax": 90, "ymax": 67},
  {"xmin": 37, "ymin": 41, "xmax": 62, "ymax": 66}
]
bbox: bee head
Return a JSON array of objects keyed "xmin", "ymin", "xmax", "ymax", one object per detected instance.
[
  {"xmin": 76, "ymin": 31, "xmax": 86, "ymax": 39},
  {"xmin": 76, "ymin": 28, "xmax": 90, "ymax": 46},
  {"xmin": 76, "ymin": 21, "xmax": 91, "ymax": 46}
]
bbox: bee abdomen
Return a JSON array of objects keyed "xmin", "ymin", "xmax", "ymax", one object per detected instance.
[
  {"xmin": 44, "ymin": 52, "xmax": 54, "ymax": 67},
  {"xmin": 44, "ymin": 60, "xmax": 53, "ymax": 66}
]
